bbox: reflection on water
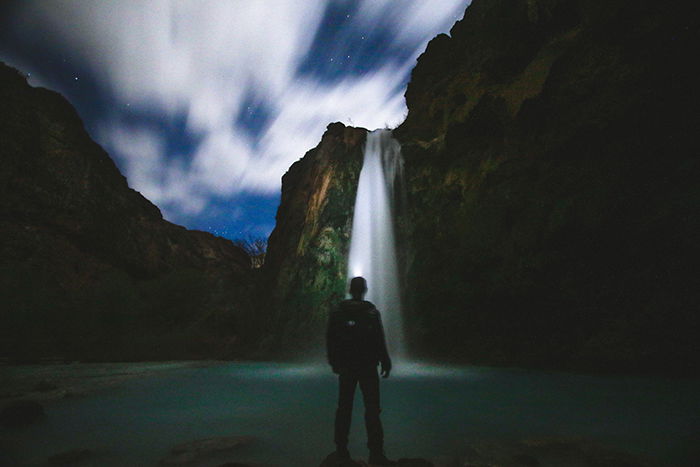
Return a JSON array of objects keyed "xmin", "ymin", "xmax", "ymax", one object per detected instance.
[{"xmin": 2, "ymin": 362, "xmax": 699, "ymax": 466}]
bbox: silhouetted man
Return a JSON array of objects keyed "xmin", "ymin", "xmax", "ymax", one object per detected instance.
[{"xmin": 326, "ymin": 276, "xmax": 395, "ymax": 465}]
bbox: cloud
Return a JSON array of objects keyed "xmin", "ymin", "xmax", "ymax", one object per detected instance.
[
  {"xmin": 355, "ymin": 1, "xmax": 465, "ymax": 45},
  {"xmin": 9, "ymin": 0, "xmax": 469, "ymax": 223},
  {"xmin": 99, "ymin": 124, "xmax": 208, "ymax": 217}
]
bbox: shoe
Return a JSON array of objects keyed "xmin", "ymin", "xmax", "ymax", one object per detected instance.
[{"xmin": 368, "ymin": 451, "xmax": 396, "ymax": 465}]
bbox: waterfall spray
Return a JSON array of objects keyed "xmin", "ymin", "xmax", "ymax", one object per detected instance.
[{"xmin": 347, "ymin": 129, "xmax": 405, "ymax": 359}]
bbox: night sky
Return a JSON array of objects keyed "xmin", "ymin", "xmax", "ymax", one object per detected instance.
[{"xmin": 0, "ymin": 0, "xmax": 469, "ymax": 241}]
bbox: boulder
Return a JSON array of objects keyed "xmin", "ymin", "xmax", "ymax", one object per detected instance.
[
  {"xmin": 395, "ymin": 459, "xmax": 435, "ymax": 467},
  {"xmin": 0, "ymin": 400, "xmax": 45, "ymax": 427},
  {"xmin": 216, "ymin": 463, "xmax": 264, "ymax": 467},
  {"xmin": 458, "ymin": 439, "xmax": 654, "ymax": 467},
  {"xmin": 320, "ymin": 452, "xmax": 436, "ymax": 467},
  {"xmin": 48, "ymin": 448, "xmax": 94, "ymax": 465},
  {"xmin": 159, "ymin": 435, "xmax": 255, "ymax": 466},
  {"xmin": 33, "ymin": 380, "xmax": 59, "ymax": 392},
  {"xmin": 320, "ymin": 451, "xmax": 366, "ymax": 466}
]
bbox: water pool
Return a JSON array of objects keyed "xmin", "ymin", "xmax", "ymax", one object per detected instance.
[{"xmin": 1, "ymin": 361, "xmax": 698, "ymax": 466}]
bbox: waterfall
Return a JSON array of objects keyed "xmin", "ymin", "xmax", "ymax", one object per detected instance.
[{"xmin": 347, "ymin": 129, "xmax": 405, "ymax": 359}]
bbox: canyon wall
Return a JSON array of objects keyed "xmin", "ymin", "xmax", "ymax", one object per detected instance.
[
  {"xmin": 262, "ymin": 123, "xmax": 366, "ymax": 353},
  {"xmin": 0, "ymin": 63, "xmax": 253, "ymax": 361},
  {"xmin": 5, "ymin": 0, "xmax": 697, "ymax": 372},
  {"xmin": 394, "ymin": 0, "xmax": 699, "ymax": 372},
  {"xmin": 265, "ymin": 0, "xmax": 699, "ymax": 372}
]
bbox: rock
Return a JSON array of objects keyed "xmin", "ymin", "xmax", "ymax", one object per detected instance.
[
  {"xmin": 159, "ymin": 451, "xmax": 198, "ymax": 466},
  {"xmin": 261, "ymin": 0, "xmax": 700, "ymax": 374},
  {"xmin": 216, "ymin": 463, "xmax": 264, "ymax": 467},
  {"xmin": 458, "ymin": 439, "xmax": 654, "ymax": 467},
  {"xmin": 320, "ymin": 451, "xmax": 366, "ymax": 466},
  {"xmin": 33, "ymin": 380, "xmax": 59, "ymax": 392},
  {"xmin": 0, "ymin": 400, "xmax": 45, "ymax": 427},
  {"xmin": 395, "ymin": 459, "xmax": 434, "ymax": 467},
  {"xmin": 159, "ymin": 435, "xmax": 255, "ymax": 466},
  {"xmin": 320, "ymin": 452, "xmax": 436, "ymax": 467},
  {"xmin": 48, "ymin": 448, "xmax": 93, "ymax": 465},
  {"xmin": 262, "ymin": 122, "xmax": 368, "ymax": 352},
  {"xmin": 170, "ymin": 435, "xmax": 255, "ymax": 454},
  {"xmin": 392, "ymin": 0, "xmax": 700, "ymax": 373},
  {"xmin": 0, "ymin": 61, "xmax": 254, "ymax": 362},
  {"xmin": 62, "ymin": 390, "xmax": 86, "ymax": 399}
]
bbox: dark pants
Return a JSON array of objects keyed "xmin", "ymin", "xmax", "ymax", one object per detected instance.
[{"xmin": 334, "ymin": 367, "xmax": 384, "ymax": 452}]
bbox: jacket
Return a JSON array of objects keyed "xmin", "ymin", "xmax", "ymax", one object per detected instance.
[{"xmin": 326, "ymin": 299, "xmax": 391, "ymax": 371}]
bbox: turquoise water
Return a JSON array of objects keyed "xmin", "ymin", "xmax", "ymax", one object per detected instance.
[{"xmin": 2, "ymin": 362, "xmax": 699, "ymax": 466}]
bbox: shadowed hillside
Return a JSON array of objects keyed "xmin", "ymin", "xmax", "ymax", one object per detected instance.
[{"xmin": 0, "ymin": 63, "xmax": 258, "ymax": 361}]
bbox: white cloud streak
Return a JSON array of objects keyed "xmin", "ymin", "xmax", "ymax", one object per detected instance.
[{"xmin": 13, "ymin": 0, "xmax": 468, "ymax": 222}]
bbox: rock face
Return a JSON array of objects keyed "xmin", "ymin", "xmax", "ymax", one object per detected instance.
[
  {"xmin": 393, "ymin": 0, "xmax": 699, "ymax": 372},
  {"xmin": 0, "ymin": 63, "xmax": 252, "ymax": 361},
  {"xmin": 265, "ymin": 0, "xmax": 699, "ymax": 372},
  {"xmin": 262, "ymin": 123, "xmax": 366, "ymax": 352}
]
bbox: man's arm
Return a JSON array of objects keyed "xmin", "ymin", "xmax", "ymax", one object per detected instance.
[
  {"xmin": 376, "ymin": 311, "xmax": 392, "ymax": 378},
  {"xmin": 326, "ymin": 310, "xmax": 340, "ymax": 372}
]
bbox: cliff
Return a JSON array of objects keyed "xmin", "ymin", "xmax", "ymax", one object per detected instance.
[
  {"xmin": 262, "ymin": 123, "xmax": 366, "ymax": 353},
  {"xmin": 0, "ymin": 63, "xmax": 253, "ymax": 361},
  {"xmin": 264, "ymin": 0, "xmax": 699, "ymax": 372},
  {"xmin": 393, "ymin": 0, "xmax": 699, "ymax": 372}
]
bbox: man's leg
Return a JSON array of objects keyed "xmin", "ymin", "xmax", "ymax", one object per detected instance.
[
  {"xmin": 358, "ymin": 368, "xmax": 383, "ymax": 453},
  {"xmin": 334, "ymin": 371, "xmax": 358, "ymax": 455}
]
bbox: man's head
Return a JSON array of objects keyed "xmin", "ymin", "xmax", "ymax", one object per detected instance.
[{"xmin": 349, "ymin": 276, "xmax": 367, "ymax": 300}]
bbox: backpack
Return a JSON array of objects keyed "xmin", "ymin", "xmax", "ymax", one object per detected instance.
[{"xmin": 333, "ymin": 301, "xmax": 381, "ymax": 366}]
